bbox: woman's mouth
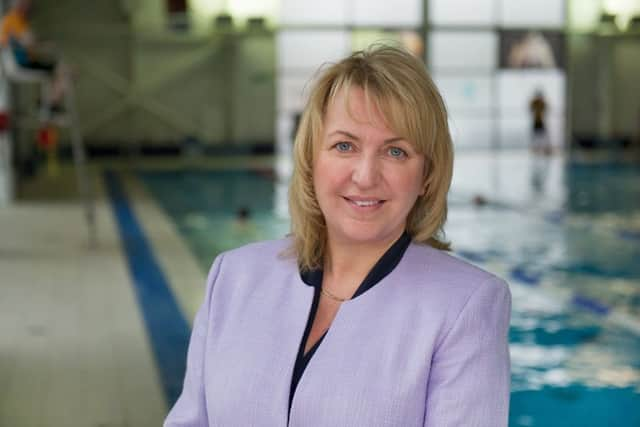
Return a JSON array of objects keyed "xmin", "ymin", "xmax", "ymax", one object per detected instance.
[{"xmin": 343, "ymin": 197, "xmax": 386, "ymax": 208}]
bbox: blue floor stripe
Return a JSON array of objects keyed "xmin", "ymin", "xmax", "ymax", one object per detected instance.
[{"xmin": 104, "ymin": 171, "xmax": 190, "ymax": 408}]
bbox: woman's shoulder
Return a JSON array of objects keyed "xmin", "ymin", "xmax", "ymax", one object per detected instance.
[
  {"xmin": 398, "ymin": 244, "xmax": 510, "ymax": 337},
  {"xmin": 404, "ymin": 243, "xmax": 509, "ymax": 302},
  {"xmin": 226, "ymin": 236, "xmax": 291, "ymax": 254},
  {"xmin": 211, "ymin": 237, "xmax": 295, "ymax": 271}
]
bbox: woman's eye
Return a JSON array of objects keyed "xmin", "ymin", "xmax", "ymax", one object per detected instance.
[
  {"xmin": 388, "ymin": 147, "xmax": 407, "ymax": 158},
  {"xmin": 335, "ymin": 142, "xmax": 352, "ymax": 152}
]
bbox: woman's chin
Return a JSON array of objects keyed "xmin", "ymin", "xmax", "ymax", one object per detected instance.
[{"xmin": 330, "ymin": 225, "xmax": 400, "ymax": 247}]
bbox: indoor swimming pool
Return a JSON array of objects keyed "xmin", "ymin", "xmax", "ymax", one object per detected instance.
[{"xmin": 136, "ymin": 152, "xmax": 640, "ymax": 427}]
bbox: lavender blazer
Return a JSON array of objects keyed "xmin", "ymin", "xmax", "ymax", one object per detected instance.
[{"xmin": 164, "ymin": 238, "xmax": 512, "ymax": 427}]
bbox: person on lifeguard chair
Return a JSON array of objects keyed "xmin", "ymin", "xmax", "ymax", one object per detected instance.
[{"xmin": 1, "ymin": 0, "xmax": 69, "ymax": 114}]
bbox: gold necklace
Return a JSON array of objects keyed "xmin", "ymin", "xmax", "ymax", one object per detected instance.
[{"xmin": 320, "ymin": 286, "xmax": 349, "ymax": 302}]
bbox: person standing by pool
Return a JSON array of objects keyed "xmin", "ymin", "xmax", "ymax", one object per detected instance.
[
  {"xmin": 530, "ymin": 90, "xmax": 551, "ymax": 155},
  {"xmin": 164, "ymin": 45, "xmax": 512, "ymax": 427}
]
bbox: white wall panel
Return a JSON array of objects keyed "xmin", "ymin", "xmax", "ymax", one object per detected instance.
[
  {"xmin": 276, "ymin": 113, "xmax": 295, "ymax": 155},
  {"xmin": 352, "ymin": 0, "xmax": 422, "ymax": 26},
  {"xmin": 277, "ymin": 76, "xmax": 312, "ymax": 113},
  {"xmin": 433, "ymin": 75, "xmax": 493, "ymax": 113},
  {"xmin": 568, "ymin": 0, "xmax": 601, "ymax": 31},
  {"xmin": 277, "ymin": 31, "xmax": 350, "ymax": 71},
  {"xmin": 498, "ymin": 117, "xmax": 530, "ymax": 147},
  {"xmin": 429, "ymin": 0, "xmax": 496, "ymax": 26},
  {"xmin": 499, "ymin": 0, "xmax": 565, "ymax": 28},
  {"xmin": 449, "ymin": 116, "xmax": 495, "ymax": 148},
  {"xmin": 429, "ymin": 31, "xmax": 498, "ymax": 70},
  {"xmin": 279, "ymin": 0, "xmax": 348, "ymax": 25},
  {"xmin": 498, "ymin": 116, "xmax": 563, "ymax": 148}
]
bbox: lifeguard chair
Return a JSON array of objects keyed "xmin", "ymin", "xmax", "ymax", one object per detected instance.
[{"xmin": 0, "ymin": 45, "xmax": 97, "ymax": 247}]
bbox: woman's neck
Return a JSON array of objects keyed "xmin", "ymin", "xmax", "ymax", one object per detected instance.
[{"xmin": 323, "ymin": 232, "xmax": 403, "ymax": 294}]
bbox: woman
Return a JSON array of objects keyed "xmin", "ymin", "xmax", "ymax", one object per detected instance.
[{"xmin": 165, "ymin": 45, "xmax": 511, "ymax": 427}]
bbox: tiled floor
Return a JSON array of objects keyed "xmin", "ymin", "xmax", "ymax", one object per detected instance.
[{"xmin": 0, "ymin": 168, "xmax": 202, "ymax": 426}]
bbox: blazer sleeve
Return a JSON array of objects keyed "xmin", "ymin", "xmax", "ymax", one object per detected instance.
[
  {"xmin": 164, "ymin": 254, "xmax": 224, "ymax": 427},
  {"xmin": 423, "ymin": 277, "xmax": 512, "ymax": 427}
]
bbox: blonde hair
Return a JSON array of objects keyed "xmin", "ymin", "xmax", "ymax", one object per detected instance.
[{"xmin": 288, "ymin": 45, "xmax": 454, "ymax": 271}]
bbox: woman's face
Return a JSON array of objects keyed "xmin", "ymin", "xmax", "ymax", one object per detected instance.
[{"xmin": 313, "ymin": 86, "xmax": 426, "ymax": 249}]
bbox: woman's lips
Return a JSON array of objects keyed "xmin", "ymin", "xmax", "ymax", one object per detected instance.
[{"xmin": 343, "ymin": 196, "xmax": 386, "ymax": 209}]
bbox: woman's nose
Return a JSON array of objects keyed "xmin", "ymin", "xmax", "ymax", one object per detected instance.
[{"xmin": 351, "ymin": 154, "xmax": 380, "ymax": 188}]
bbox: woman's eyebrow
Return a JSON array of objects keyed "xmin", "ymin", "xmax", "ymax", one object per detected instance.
[
  {"xmin": 328, "ymin": 130, "xmax": 359, "ymax": 140},
  {"xmin": 382, "ymin": 137, "xmax": 407, "ymax": 145},
  {"xmin": 328, "ymin": 130, "xmax": 405, "ymax": 144}
]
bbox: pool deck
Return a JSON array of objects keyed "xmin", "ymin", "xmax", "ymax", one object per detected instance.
[{"xmin": 0, "ymin": 167, "xmax": 204, "ymax": 426}]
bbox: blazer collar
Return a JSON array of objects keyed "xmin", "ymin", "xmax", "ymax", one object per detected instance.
[{"xmin": 299, "ymin": 231, "xmax": 412, "ymax": 299}]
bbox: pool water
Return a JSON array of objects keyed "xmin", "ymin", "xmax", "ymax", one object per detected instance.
[{"xmin": 138, "ymin": 155, "xmax": 640, "ymax": 427}]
